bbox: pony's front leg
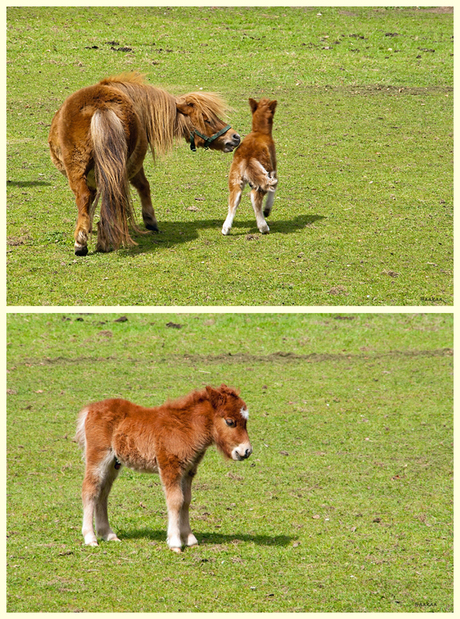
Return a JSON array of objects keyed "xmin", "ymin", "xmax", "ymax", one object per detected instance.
[
  {"xmin": 130, "ymin": 168, "xmax": 159, "ymax": 232},
  {"xmin": 250, "ymin": 188, "xmax": 270, "ymax": 234},
  {"xmin": 179, "ymin": 469, "xmax": 199, "ymax": 548},
  {"xmin": 68, "ymin": 176, "xmax": 94, "ymax": 256},
  {"xmin": 222, "ymin": 179, "xmax": 244, "ymax": 235}
]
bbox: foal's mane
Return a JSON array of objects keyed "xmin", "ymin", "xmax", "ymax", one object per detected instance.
[
  {"xmin": 166, "ymin": 387, "xmax": 211, "ymax": 411},
  {"xmin": 165, "ymin": 385, "xmax": 239, "ymax": 412},
  {"xmin": 99, "ymin": 72, "xmax": 230, "ymax": 157}
]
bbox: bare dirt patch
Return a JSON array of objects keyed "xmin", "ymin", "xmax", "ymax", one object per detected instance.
[{"xmin": 19, "ymin": 347, "xmax": 453, "ymax": 369}]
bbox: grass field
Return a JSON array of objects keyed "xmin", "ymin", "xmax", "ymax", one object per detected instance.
[
  {"xmin": 6, "ymin": 6, "xmax": 453, "ymax": 306},
  {"xmin": 7, "ymin": 312, "xmax": 453, "ymax": 612}
]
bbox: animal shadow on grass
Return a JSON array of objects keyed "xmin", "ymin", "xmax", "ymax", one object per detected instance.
[
  {"xmin": 7, "ymin": 180, "xmax": 52, "ymax": 187},
  {"xmin": 121, "ymin": 213, "xmax": 325, "ymax": 256},
  {"xmin": 117, "ymin": 527, "xmax": 295, "ymax": 548}
]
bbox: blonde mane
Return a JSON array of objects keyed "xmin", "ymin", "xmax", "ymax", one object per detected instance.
[{"xmin": 100, "ymin": 73, "xmax": 230, "ymax": 158}]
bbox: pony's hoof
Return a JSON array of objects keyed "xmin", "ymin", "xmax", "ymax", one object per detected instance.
[
  {"xmin": 75, "ymin": 244, "xmax": 88, "ymax": 257},
  {"xmin": 263, "ymin": 209, "xmax": 272, "ymax": 218},
  {"xmin": 146, "ymin": 223, "xmax": 159, "ymax": 232},
  {"xmin": 170, "ymin": 547, "xmax": 182, "ymax": 554}
]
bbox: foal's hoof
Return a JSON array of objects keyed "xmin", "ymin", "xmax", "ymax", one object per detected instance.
[
  {"xmin": 74, "ymin": 244, "xmax": 88, "ymax": 257},
  {"xmin": 106, "ymin": 534, "xmax": 121, "ymax": 542},
  {"xmin": 146, "ymin": 223, "xmax": 159, "ymax": 232},
  {"xmin": 85, "ymin": 539, "xmax": 98, "ymax": 547},
  {"xmin": 170, "ymin": 547, "xmax": 182, "ymax": 554}
]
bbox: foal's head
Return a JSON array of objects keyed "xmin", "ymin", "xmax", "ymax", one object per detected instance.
[
  {"xmin": 249, "ymin": 97, "xmax": 277, "ymax": 134},
  {"xmin": 176, "ymin": 93, "xmax": 241, "ymax": 152},
  {"xmin": 206, "ymin": 385, "xmax": 252, "ymax": 461}
]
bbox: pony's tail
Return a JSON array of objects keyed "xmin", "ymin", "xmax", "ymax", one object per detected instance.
[{"xmin": 90, "ymin": 108, "xmax": 138, "ymax": 251}]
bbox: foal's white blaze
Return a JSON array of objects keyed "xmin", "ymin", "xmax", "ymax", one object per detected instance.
[{"xmin": 240, "ymin": 407, "xmax": 249, "ymax": 420}]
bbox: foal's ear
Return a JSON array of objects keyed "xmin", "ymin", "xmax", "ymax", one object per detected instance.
[
  {"xmin": 206, "ymin": 385, "xmax": 223, "ymax": 408},
  {"xmin": 269, "ymin": 100, "xmax": 277, "ymax": 114},
  {"xmin": 249, "ymin": 98, "xmax": 258, "ymax": 113}
]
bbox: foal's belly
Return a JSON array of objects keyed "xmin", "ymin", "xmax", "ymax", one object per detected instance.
[{"xmin": 112, "ymin": 432, "xmax": 159, "ymax": 474}]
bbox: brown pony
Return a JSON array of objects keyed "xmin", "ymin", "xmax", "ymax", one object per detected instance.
[
  {"xmin": 48, "ymin": 73, "xmax": 241, "ymax": 255},
  {"xmin": 222, "ymin": 97, "xmax": 277, "ymax": 235},
  {"xmin": 75, "ymin": 385, "xmax": 252, "ymax": 553}
]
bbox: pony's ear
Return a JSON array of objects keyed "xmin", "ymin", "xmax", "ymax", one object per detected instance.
[
  {"xmin": 269, "ymin": 100, "xmax": 277, "ymax": 114},
  {"xmin": 176, "ymin": 99, "xmax": 195, "ymax": 116},
  {"xmin": 249, "ymin": 98, "xmax": 258, "ymax": 113}
]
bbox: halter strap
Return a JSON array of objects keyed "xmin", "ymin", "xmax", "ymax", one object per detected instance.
[{"xmin": 190, "ymin": 124, "xmax": 231, "ymax": 152}]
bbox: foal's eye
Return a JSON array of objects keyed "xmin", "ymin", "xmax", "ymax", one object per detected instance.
[{"xmin": 225, "ymin": 419, "xmax": 236, "ymax": 427}]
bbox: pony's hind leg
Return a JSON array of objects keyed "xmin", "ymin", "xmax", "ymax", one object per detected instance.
[
  {"xmin": 130, "ymin": 167, "xmax": 159, "ymax": 232},
  {"xmin": 250, "ymin": 188, "xmax": 270, "ymax": 234},
  {"xmin": 68, "ymin": 176, "xmax": 95, "ymax": 256}
]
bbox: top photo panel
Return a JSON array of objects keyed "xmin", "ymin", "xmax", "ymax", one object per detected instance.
[{"xmin": 7, "ymin": 6, "xmax": 453, "ymax": 307}]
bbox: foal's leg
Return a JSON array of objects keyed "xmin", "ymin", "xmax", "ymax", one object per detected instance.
[
  {"xmin": 81, "ymin": 450, "xmax": 119, "ymax": 546},
  {"xmin": 81, "ymin": 470, "xmax": 100, "ymax": 547},
  {"xmin": 179, "ymin": 468, "xmax": 199, "ymax": 548},
  {"xmin": 130, "ymin": 167, "xmax": 159, "ymax": 232},
  {"xmin": 250, "ymin": 188, "xmax": 270, "ymax": 234},
  {"xmin": 94, "ymin": 456, "xmax": 121, "ymax": 543},
  {"xmin": 160, "ymin": 467, "xmax": 186, "ymax": 552},
  {"xmin": 222, "ymin": 179, "xmax": 245, "ymax": 235},
  {"xmin": 263, "ymin": 183, "xmax": 277, "ymax": 218}
]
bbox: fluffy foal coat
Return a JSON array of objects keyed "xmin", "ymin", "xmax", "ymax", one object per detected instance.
[
  {"xmin": 48, "ymin": 72, "xmax": 240, "ymax": 255},
  {"xmin": 75, "ymin": 385, "xmax": 252, "ymax": 553},
  {"xmin": 222, "ymin": 97, "xmax": 278, "ymax": 235}
]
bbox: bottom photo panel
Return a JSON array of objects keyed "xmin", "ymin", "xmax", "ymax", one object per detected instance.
[{"xmin": 7, "ymin": 312, "xmax": 453, "ymax": 613}]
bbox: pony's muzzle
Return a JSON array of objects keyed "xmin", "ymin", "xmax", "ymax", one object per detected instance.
[
  {"xmin": 232, "ymin": 443, "xmax": 253, "ymax": 461},
  {"xmin": 224, "ymin": 132, "xmax": 241, "ymax": 152}
]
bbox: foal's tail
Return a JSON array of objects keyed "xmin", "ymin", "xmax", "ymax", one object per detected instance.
[
  {"xmin": 246, "ymin": 159, "xmax": 278, "ymax": 193},
  {"xmin": 90, "ymin": 109, "xmax": 138, "ymax": 251},
  {"xmin": 75, "ymin": 406, "xmax": 89, "ymax": 456}
]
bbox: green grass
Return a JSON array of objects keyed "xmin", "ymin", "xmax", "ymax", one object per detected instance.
[
  {"xmin": 7, "ymin": 312, "xmax": 453, "ymax": 612},
  {"xmin": 7, "ymin": 6, "xmax": 453, "ymax": 306}
]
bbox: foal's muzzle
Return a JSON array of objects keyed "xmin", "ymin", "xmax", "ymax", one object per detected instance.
[{"xmin": 232, "ymin": 443, "xmax": 253, "ymax": 461}]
